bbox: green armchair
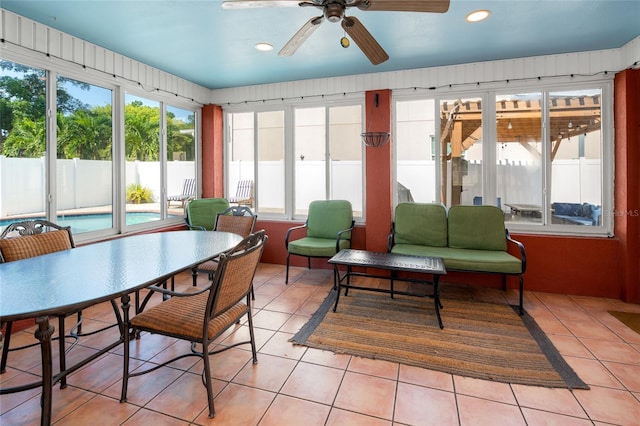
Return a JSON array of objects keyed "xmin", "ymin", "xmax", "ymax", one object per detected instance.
[
  {"xmin": 184, "ymin": 198, "xmax": 230, "ymax": 231},
  {"xmin": 285, "ymin": 200, "xmax": 354, "ymax": 284}
]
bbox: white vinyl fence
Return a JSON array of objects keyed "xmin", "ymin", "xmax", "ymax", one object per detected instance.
[
  {"xmin": 1, "ymin": 155, "xmax": 600, "ymax": 218},
  {"xmin": 0, "ymin": 156, "xmax": 194, "ymax": 217}
]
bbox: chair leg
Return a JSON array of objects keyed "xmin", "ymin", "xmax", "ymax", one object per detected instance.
[
  {"xmin": 76, "ymin": 311, "xmax": 82, "ymax": 335},
  {"xmin": 307, "ymin": 257, "xmax": 311, "ymax": 270},
  {"xmin": 246, "ymin": 311, "xmax": 258, "ymax": 363},
  {"xmin": 0, "ymin": 321, "xmax": 13, "ymax": 374},
  {"xmin": 285, "ymin": 253, "xmax": 291, "ymax": 284},
  {"xmin": 58, "ymin": 316, "xmax": 67, "ymax": 389},
  {"xmin": 518, "ymin": 275, "xmax": 524, "ymax": 315},
  {"xmin": 202, "ymin": 343, "xmax": 216, "ymax": 418},
  {"xmin": 192, "ymin": 268, "xmax": 198, "ymax": 287}
]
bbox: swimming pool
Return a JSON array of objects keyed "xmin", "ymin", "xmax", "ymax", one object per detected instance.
[{"xmin": 0, "ymin": 212, "xmax": 179, "ymax": 234}]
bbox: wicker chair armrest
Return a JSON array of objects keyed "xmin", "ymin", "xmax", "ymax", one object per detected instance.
[
  {"xmin": 137, "ymin": 283, "xmax": 213, "ymax": 314},
  {"xmin": 149, "ymin": 283, "xmax": 211, "ymax": 297}
]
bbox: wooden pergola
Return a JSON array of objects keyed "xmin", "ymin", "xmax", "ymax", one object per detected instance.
[{"xmin": 439, "ymin": 95, "xmax": 601, "ymax": 204}]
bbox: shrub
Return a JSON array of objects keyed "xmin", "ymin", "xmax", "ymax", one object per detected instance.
[{"xmin": 126, "ymin": 183, "xmax": 153, "ymax": 204}]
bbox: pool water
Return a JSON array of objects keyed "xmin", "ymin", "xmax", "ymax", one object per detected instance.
[{"xmin": 0, "ymin": 212, "xmax": 179, "ymax": 234}]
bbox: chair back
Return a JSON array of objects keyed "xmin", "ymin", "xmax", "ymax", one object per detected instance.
[
  {"xmin": 229, "ymin": 180, "xmax": 254, "ymax": 207},
  {"xmin": 448, "ymin": 205, "xmax": 506, "ymax": 251},
  {"xmin": 393, "ymin": 203, "xmax": 448, "ymax": 247},
  {"xmin": 181, "ymin": 178, "xmax": 196, "ymax": 196},
  {"xmin": 208, "ymin": 231, "xmax": 267, "ymax": 318},
  {"xmin": 306, "ymin": 200, "xmax": 353, "ymax": 240},
  {"xmin": 234, "ymin": 180, "xmax": 253, "ymax": 199},
  {"xmin": 0, "ymin": 220, "xmax": 74, "ymax": 263},
  {"xmin": 215, "ymin": 206, "xmax": 257, "ymax": 238},
  {"xmin": 185, "ymin": 198, "xmax": 230, "ymax": 230}
]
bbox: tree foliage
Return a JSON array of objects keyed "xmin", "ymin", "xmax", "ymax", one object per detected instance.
[{"xmin": 1, "ymin": 60, "xmax": 194, "ymax": 161}]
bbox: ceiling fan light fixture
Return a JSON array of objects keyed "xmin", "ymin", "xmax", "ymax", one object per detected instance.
[
  {"xmin": 466, "ymin": 9, "xmax": 490, "ymax": 22},
  {"xmin": 324, "ymin": 3, "xmax": 345, "ymax": 22},
  {"xmin": 255, "ymin": 42, "xmax": 274, "ymax": 51}
]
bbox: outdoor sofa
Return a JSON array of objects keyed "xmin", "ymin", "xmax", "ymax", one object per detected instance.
[{"xmin": 388, "ymin": 203, "xmax": 526, "ymax": 314}]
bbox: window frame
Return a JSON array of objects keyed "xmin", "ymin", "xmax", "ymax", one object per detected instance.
[
  {"xmin": 393, "ymin": 77, "xmax": 614, "ymax": 237},
  {"xmin": 223, "ymin": 96, "xmax": 366, "ymax": 222},
  {"xmin": 0, "ymin": 55, "xmax": 200, "ymax": 243}
]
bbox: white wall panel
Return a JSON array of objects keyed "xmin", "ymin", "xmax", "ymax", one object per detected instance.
[
  {"xmin": 34, "ymin": 22, "xmax": 47, "ymax": 53},
  {"xmin": 623, "ymin": 36, "xmax": 640, "ymax": 68},
  {"xmin": 212, "ymin": 37, "xmax": 638, "ymax": 106},
  {"xmin": 1, "ymin": 9, "xmax": 209, "ymax": 105}
]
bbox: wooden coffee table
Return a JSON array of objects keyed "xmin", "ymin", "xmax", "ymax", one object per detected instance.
[{"xmin": 328, "ymin": 249, "xmax": 447, "ymax": 328}]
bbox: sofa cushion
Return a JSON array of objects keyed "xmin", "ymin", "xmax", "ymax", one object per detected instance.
[
  {"xmin": 447, "ymin": 205, "xmax": 506, "ymax": 251},
  {"xmin": 552, "ymin": 202, "xmax": 581, "ymax": 216},
  {"xmin": 393, "ymin": 203, "xmax": 448, "ymax": 247},
  {"xmin": 580, "ymin": 203, "xmax": 593, "ymax": 218},
  {"xmin": 552, "ymin": 202, "xmax": 601, "ymax": 225},
  {"xmin": 591, "ymin": 206, "xmax": 602, "ymax": 225},
  {"xmin": 391, "ymin": 245, "xmax": 522, "ymax": 274}
]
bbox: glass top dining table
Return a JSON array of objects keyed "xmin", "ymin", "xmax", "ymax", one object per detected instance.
[{"xmin": 0, "ymin": 230, "xmax": 243, "ymax": 426}]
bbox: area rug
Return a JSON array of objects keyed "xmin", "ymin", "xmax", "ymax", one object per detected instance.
[
  {"xmin": 609, "ymin": 311, "xmax": 640, "ymax": 335},
  {"xmin": 291, "ymin": 289, "xmax": 588, "ymax": 389}
]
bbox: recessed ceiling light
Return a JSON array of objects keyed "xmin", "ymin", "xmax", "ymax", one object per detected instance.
[
  {"xmin": 255, "ymin": 43, "xmax": 273, "ymax": 51},
  {"xmin": 466, "ymin": 10, "xmax": 490, "ymax": 22}
]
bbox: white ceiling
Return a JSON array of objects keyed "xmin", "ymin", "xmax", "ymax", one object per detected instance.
[{"xmin": 2, "ymin": 0, "xmax": 639, "ymax": 89}]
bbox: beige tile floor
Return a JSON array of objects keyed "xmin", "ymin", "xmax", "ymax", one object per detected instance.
[{"xmin": 1, "ymin": 264, "xmax": 640, "ymax": 425}]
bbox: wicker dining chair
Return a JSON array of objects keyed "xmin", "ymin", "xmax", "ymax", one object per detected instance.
[
  {"xmin": 191, "ymin": 206, "xmax": 257, "ymax": 287},
  {"xmin": 0, "ymin": 220, "xmax": 118, "ymax": 388},
  {"xmin": 121, "ymin": 230, "xmax": 267, "ymax": 418}
]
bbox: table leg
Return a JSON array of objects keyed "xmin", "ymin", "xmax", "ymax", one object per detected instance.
[
  {"xmin": 333, "ymin": 265, "xmax": 342, "ymax": 313},
  {"xmin": 119, "ymin": 293, "xmax": 131, "ymax": 403},
  {"xmin": 390, "ymin": 270, "xmax": 396, "ymax": 299},
  {"xmin": 35, "ymin": 316, "xmax": 54, "ymax": 426},
  {"xmin": 433, "ymin": 276, "xmax": 443, "ymax": 329},
  {"xmin": 343, "ymin": 265, "xmax": 352, "ymax": 297}
]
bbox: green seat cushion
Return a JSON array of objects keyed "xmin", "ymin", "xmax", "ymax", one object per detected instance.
[
  {"xmin": 288, "ymin": 237, "xmax": 351, "ymax": 257},
  {"xmin": 391, "ymin": 245, "xmax": 522, "ymax": 274},
  {"xmin": 306, "ymin": 200, "xmax": 353, "ymax": 239},
  {"xmin": 393, "ymin": 203, "xmax": 447, "ymax": 247},
  {"xmin": 448, "ymin": 205, "xmax": 506, "ymax": 251}
]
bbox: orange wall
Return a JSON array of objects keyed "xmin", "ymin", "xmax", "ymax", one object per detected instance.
[
  {"xmin": 364, "ymin": 90, "xmax": 393, "ymax": 253},
  {"xmin": 614, "ymin": 69, "xmax": 640, "ymax": 303},
  {"xmin": 202, "ymin": 74, "xmax": 640, "ymax": 303},
  {"xmin": 201, "ymin": 104, "xmax": 224, "ymax": 198}
]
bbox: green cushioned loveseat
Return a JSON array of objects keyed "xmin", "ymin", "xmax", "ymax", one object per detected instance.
[{"xmin": 388, "ymin": 203, "xmax": 526, "ymax": 314}]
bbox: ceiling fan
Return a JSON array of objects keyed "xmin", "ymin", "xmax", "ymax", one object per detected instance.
[{"xmin": 221, "ymin": 0, "xmax": 450, "ymax": 65}]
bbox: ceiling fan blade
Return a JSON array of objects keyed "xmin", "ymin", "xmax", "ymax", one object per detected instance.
[
  {"xmin": 341, "ymin": 16, "xmax": 389, "ymax": 65},
  {"xmin": 221, "ymin": 0, "xmax": 303, "ymax": 9},
  {"xmin": 357, "ymin": 0, "xmax": 450, "ymax": 13},
  {"xmin": 279, "ymin": 16, "xmax": 324, "ymax": 56}
]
